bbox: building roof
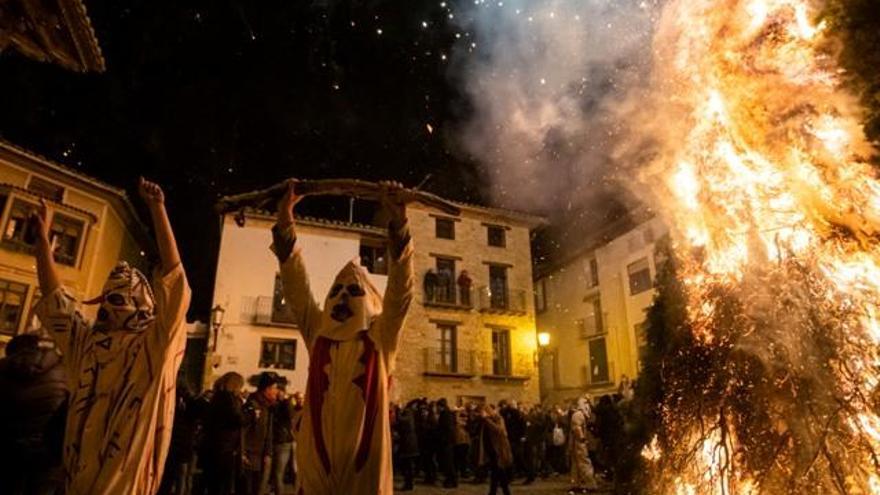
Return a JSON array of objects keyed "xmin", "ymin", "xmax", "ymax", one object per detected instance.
[
  {"xmin": 445, "ymin": 201, "xmax": 548, "ymax": 230},
  {"xmin": 0, "ymin": 139, "xmax": 152, "ymax": 249},
  {"xmin": 533, "ymin": 205, "xmax": 656, "ymax": 280},
  {"xmin": 234, "ymin": 207, "xmax": 388, "ymax": 237},
  {"xmin": 0, "ymin": 0, "xmax": 106, "ymax": 72}
]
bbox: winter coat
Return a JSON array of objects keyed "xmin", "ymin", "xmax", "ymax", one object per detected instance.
[
  {"xmin": 273, "ymin": 398, "xmax": 295, "ymax": 445},
  {"xmin": 242, "ymin": 392, "xmax": 275, "ymax": 470},
  {"xmin": 454, "ymin": 410, "xmax": 471, "ymax": 446},
  {"xmin": 0, "ymin": 346, "xmax": 68, "ymax": 461},
  {"xmin": 477, "ymin": 414, "xmax": 513, "ymax": 469},
  {"xmin": 202, "ymin": 390, "xmax": 245, "ymax": 455},
  {"xmin": 438, "ymin": 406, "xmax": 458, "ymax": 446},
  {"xmin": 395, "ymin": 408, "xmax": 420, "ymax": 458}
]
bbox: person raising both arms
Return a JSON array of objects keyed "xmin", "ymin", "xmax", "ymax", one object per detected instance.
[{"xmin": 32, "ymin": 177, "xmax": 191, "ymax": 495}]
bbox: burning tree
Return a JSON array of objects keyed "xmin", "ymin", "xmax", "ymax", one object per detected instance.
[{"xmin": 621, "ymin": 0, "xmax": 880, "ymax": 493}]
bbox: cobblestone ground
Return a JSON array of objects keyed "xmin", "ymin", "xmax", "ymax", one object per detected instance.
[{"xmin": 398, "ymin": 475, "xmax": 613, "ymax": 495}]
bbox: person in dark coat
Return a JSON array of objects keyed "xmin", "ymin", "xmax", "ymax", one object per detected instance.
[
  {"xmin": 395, "ymin": 401, "xmax": 420, "ymax": 491},
  {"xmin": 524, "ymin": 404, "xmax": 547, "ymax": 484},
  {"xmin": 423, "ymin": 269, "xmax": 438, "ymax": 302},
  {"xmin": 241, "ymin": 372, "xmax": 280, "ymax": 495},
  {"xmin": 158, "ymin": 380, "xmax": 201, "ymax": 495},
  {"xmin": 477, "ymin": 405, "xmax": 513, "ymax": 495},
  {"xmin": 437, "ymin": 398, "xmax": 459, "ymax": 488},
  {"xmin": 500, "ymin": 401, "xmax": 527, "ymax": 478},
  {"xmin": 271, "ymin": 391, "xmax": 295, "ymax": 495},
  {"xmin": 0, "ymin": 334, "xmax": 68, "ymax": 495},
  {"xmin": 457, "ymin": 270, "xmax": 473, "ymax": 306},
  {"xmin": 416, "ymin": 400, "xmax": 439, "ymax": 485},
  {"xmin": 201, "ymin": 372, "xmax": 246, "ymax": 495}
]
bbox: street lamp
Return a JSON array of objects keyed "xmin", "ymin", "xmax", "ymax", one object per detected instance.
[
  {"xmin": 210, "ymin": 304, "xmax": 226, "ymax": 352},
  {"xmin": 537, "ymin": 331, "xmax": 550, "ymax": 348}
]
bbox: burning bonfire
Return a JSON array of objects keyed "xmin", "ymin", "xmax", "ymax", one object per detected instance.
[{"xmin": 629, "ymin": 0, "xmax": 880, "ymax": 493}]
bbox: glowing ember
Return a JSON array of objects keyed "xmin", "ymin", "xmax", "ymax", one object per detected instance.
[{"xmin": 628, "ymin": 0, "xmax": 880, "ymax": 492}]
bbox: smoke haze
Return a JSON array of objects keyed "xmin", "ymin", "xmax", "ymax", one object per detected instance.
[{"xmin": 450, "ymin": 0, "xmax": 662, "ymax": 213}]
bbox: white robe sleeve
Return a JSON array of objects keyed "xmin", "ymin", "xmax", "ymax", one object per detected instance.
[
  {"xmin": 34, "ymin": 287, "xmax": 90, "ymax": 372},
  {"xmin": 145, "ymin": 263, "xmax": 192, "ymax": 376},
  {"xmin": 378, "ymin": 220, "xmax": 414, "ymax": 367}
]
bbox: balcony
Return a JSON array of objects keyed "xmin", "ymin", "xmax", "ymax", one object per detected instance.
[
  {"xmin": 423, "ymin": 284, "xmax": 473, "ymax": 310},
  {"xmin": 581, "ymin": 361, "xmax": 616, "ymax": 390},
  {"xmin": 423, "ymin": 347, "xmax": 477, "ymax": 378},
  {"xmin": 477, "ymin": 286, "xmax": 528, "ymax": 315},
  {"xmin": 479, "ymin": 351, "xmax": 533, "ymax": 382},
  {"xmin": 577, "ymin": 313, "xmax": 607, "ymax": 339},
  {"xmin": 252, "ymin": 296, "xmax": 297, "ymax": 327}
]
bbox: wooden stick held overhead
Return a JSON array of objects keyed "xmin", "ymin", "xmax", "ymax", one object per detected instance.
[{"xmin": 216, "ymin": 178, "xmax": 461, "ymax": 226}]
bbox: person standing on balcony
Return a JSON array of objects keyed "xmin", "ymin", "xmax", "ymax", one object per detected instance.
[
  {"xmin": 31, "ymin": 178, "xmax": 191, "ymax": 495},
  {"xmin": 436, "ymin": 266, "xmax": 452, "ymax": 303},
  {"xmin": 457, "ymin": 270, "xmax": 472, "ymax": 307},
  {"xmin": 272, "ymin": 181, "xmax": 414, "ymax": 495},
  {"xmin": 423, "ymin": 269, "xmax": 438, "ymax": 303}
]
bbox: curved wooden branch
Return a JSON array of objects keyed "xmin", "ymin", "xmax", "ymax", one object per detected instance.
[{"xmin": 215, "ymin": 178, "xmax": 461, "ymax": 222}]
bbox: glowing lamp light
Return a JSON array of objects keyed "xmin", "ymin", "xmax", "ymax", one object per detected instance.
[{"xmin": 537, "ymin": 331, "xmax": 551, "ymax": 348}]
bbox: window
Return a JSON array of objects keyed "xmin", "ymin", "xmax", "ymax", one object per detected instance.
[
  {"xmin": 491, "ymin": 328, "xmax": 511, "ymax": 376},
  {"xmin": 627, "ymin": 257, "xmax": 652, "ymax": 295},
  {"xmin": 27, "ymin": 177, "xmax": 64, "ymax": 202},
  {"xmin": 586, "ymin": 258, "xmax": 599, "ymax": 288},
  {"xmin": 0, "ymin": 279, "xmax": 28, "ymax": 335},
  {"xmin": 259, "ymin": 338, "xmax": 297, "ymax": 370},
  {"xmin": 588, "ymin": 337, "xmax": 609, "ymax": 384},
  {"xmin": 272, "ymin": 273, "xmax": 296, "ymax": 324},
  {"xmin": 435, "ymin": 257, "xmax": 457, "ymax": 304},
  {"xmin": 435, "ymin": 218, "xmax": 455, "ymax": 240},
  {"xmin": 49, "ymin": 213, "xmax": 84, "ymax": 266},
  {"xmin": 487, "ymin": 225, "xmax": 506, "ymax": 247},
  {"xmin": 643, "ymin": 226, "xmax": 655, "ymax": 244},
  {"xmin": 3, "ymin": 199, "xmax": 38, "ymax": 253},
  {"xmin": 535, "ymin": 279, "xmax": 547, "ymax": 313},
  {"xmin": 437, "ymin": 323, "xmax": 458, "ymax": 372},
  {"xmin": 583, "ymin": 296, "xmax": 603, "ymax": 336},
  {"xmin": 488, "ymin": 265, "xmax": 509, "ymax": 309},
  {"xmin": 359, "ymin": 242, "xmax": 388, "ymax": 275}
]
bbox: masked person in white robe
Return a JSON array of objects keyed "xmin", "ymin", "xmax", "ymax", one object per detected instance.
[
  {"xmin": 569, "ymin": 395, "xmax": 599, "ymax": 493},
  {"xmin": 32, "ymin": 178, "xmax": 191, "ymax": 495},
  {"xmin": 271, "ymin": 181, "xmax": 414, "ymax": 495}
]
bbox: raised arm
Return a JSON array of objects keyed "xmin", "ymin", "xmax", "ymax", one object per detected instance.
[
  {"xmin": 272, "ymin": 182, "xmax": 322, "ymax": 347},
  {"xmin": 377, "ymin": 181, "xmax": 415, "ymax": 363},
  {"xmin": 32, "ymin": 200, "xmax": 60, "ymax": 295},
  {"xmin": 139, "ymin": 177, "xmax": 181, "ymax": 274}
]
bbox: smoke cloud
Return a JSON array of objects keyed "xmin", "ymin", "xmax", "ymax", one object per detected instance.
[{"xmin": 450, "ymin": 0, "xmax": 662, "ymax": 213}]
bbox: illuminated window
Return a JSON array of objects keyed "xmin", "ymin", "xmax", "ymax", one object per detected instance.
[
  {"xmin": 260, "ymin": 338, "xmax": 297, "ymax": 370},
  {"xmin": 627, "ymin": 257, "xmax": 652, "ymax": 295},
  {"xmin": 49, "ymin": 213, "xmax": 84, "ymax": 266}
]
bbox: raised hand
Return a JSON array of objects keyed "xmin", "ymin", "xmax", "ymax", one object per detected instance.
[
  {"xmin": 378, "ymin": 180, "xmax": 407, "ymax": 227},
  {"xmin": 138, "ymin": 177, "xmax": 165, "ymax": 206},
  {"xmin": 30, "ymin": 199, "xmax": 51, "ymax": 244},
  {"xmin": 276, "ymin": 180, "xmax": 302, "ymax": 226}
]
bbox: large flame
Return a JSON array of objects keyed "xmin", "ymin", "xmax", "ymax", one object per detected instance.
[{"xmin": 633, "ymin": 0, "xmax": 880, "ymax": 493}]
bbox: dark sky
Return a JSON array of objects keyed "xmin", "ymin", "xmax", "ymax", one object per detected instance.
[{"xmin": 0, "ymin": 0, "xmax": 488, "ymax": 318}]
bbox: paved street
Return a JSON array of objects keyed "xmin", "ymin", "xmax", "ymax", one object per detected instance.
[{"xmin": 395, "ymin": 475, "xmax": 612, "ymax": 494}]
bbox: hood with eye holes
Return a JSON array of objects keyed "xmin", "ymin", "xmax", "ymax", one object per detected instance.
[{"xmin": 318, "ymin": 258, "xmax": 383, "ymax": 342}]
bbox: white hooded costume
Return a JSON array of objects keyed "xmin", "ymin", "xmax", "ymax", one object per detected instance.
[
  {"xmin": 569, "ymin": 396, "xmax": 598, "ymax": 490},
  {"xmin": 34, "ymin": 261, "xmax": 191, "ymax": 495},
  {"xmin": 272, "ymin": 218, "xmax": 413, "ymax": 495}
]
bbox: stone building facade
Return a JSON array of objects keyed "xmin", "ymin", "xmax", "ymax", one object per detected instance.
[{"xmin": 535, "ymin": 215, "xmax": 667, "ymax": 403}]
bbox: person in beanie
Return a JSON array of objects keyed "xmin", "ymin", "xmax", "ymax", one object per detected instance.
[
  {"xmin": 0, "ymin": 334, "xmax": 68, "ymax": 495},
  {"xmin": 32, "ymin": 178, "xmax": 191, "ymax": 495},
  {"xmin": 242, "ymin": 372, "xmax": 280, "ymax": 495}
]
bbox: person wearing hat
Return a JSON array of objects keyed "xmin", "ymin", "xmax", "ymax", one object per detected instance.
[
  {"xmin": 31, "ymin": 178, "xmax": 190, "ymax": 495},
  {"xmin": 242, "ymin": 372, "xmax": 280, "ymax": 495}
]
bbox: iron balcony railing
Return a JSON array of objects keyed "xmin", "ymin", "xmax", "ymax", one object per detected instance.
[
  {"xmin": 477, "ymin": 286, "xmax": 528, "ymax": 314},
  {"xmin": 423, "ymin": 284, "xmax": 474, "ymax": 309},
  {"xmin": 423, "ymin": 347, "xmax": 477, "ymax": 376}
]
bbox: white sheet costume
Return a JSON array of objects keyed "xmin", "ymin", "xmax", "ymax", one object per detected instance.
[
  {"xmin": 272, "ymin": 218, "xmax": 413, "ymax": 495},
  {"xmin": 35, "ymin": 261, "xmax": 191, "ymax": 495}
]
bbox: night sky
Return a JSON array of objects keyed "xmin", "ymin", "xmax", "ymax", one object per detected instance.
[{"xmin": 0, "ymin": 0, "xmax": 490, "ymax": 318}]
